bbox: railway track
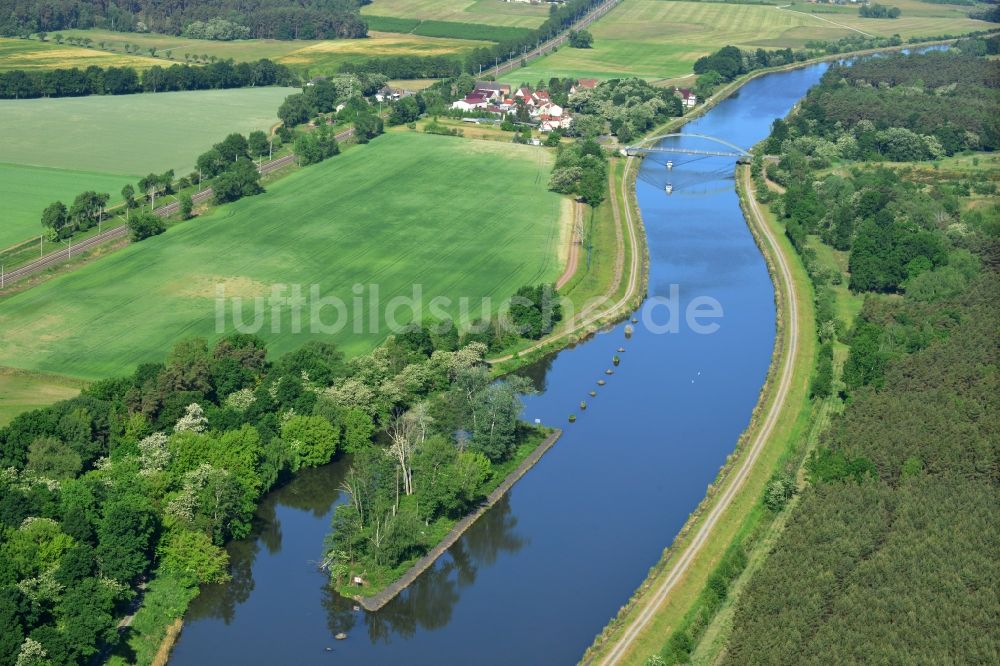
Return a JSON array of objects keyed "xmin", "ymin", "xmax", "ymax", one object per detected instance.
[
  {"xmin": 0, "ymin": 134, "xmax": 350, "ymax": 288},
  {"xmin": 481, "ymin": 0, "xmax": 623, "ymax": 80}
]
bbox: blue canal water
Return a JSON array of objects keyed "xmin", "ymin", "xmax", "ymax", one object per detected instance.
[{"xmin": 168, "ymin": 62, "xmax": 831, "ymax": 665}]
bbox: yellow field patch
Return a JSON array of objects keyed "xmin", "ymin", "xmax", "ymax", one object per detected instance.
[
  {"xmin": 388, "ymin": 78, "xmax": 438, "ymax": 90},
  {"xmin": 0, "ymin": 312, "xmax": 69, "ymax": 358},
  {"xmin": 0, "ymin": 38, "xmax": 161, "ymax": 71},
  {"xmin": 163, "ymin": 275, "xmax": 273, "ymax": 299},
  {"xmin": 278, "ymin": 32, "xmax": 482, "ymax": 63}
]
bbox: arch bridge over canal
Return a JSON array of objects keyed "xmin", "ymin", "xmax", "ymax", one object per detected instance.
[{"xmin": 621, "ymin": 133, "xmax": 752, "ymax": 162}]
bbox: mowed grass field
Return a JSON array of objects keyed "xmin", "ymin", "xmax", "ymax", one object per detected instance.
[
  {"xmin": 362, "ymin": 0, "xmax": 549, "ymax": 28},
  {"xmin": 0, "ymin": 133, "xmax": 566, "ymax": 379},
  {"xmin": 8, "ymin": 29, "xmax": 489, "ymax": 76},
  {"xmin": 0, "ymin": 87, "xmax": 289, "ymax": 246},
  {"xmin": 502, "ymin": 0, "xmax": 991, "ymax": 83},
  {"xmin": 773, "ymin": 0, "xmax": 992, "ymax": 42}
]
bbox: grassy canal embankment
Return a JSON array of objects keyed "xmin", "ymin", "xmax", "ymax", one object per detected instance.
[
  {"xmin": 582, "ymin": 165, "xmax": 817, "ymax": 665},
  {"xmin": 578, "ymin": 36, "xmax": 984, "ymax": 664}
]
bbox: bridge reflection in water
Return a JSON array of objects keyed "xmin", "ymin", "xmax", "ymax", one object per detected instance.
[
  {"xmin": 622, "ymin": 133, "xmax": 751, "ymax": 162},
  {"xmin": 626, "ymin": 133, "xmax": 751, "ymax": 197}
]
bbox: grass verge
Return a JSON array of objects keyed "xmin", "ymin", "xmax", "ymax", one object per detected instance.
[{"xmin": 580, "ymin": 166, "xmax": 817, "ymax": 665}]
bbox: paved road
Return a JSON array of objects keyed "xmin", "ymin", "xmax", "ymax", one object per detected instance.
[
  {"xmin": 595, "ymin": 167, "xmax": 803, "ymax": 665},
  {"xmin": 0, "ymin": 131, "xmax": 354, "ymax": 288}
]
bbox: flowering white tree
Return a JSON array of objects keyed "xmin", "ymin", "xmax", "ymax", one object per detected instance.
[
  {"xmin": 138, "ymin": 432, "xmax": 170, "ymax": 475},
  {"xmin": 16, "ymin": 638, "xmax": 48, "ymax": 666},
  {"xmin": 174, "ymin": 403, "xmax": 208, "ymax": 433}
]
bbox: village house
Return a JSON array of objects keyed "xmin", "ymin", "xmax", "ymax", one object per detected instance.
[
  {"xmin": 539, "ymin": 114, "xmax": 573, "ymax": 132},
  {"xmin": 451, "ymin": 93, "xmax": 490, "ymax": 111},
  {"xmin": 451, "ymin": 83, "xmax": 573, "ymax": 130},
  {"xmin": 569, "ymin": 78, "xmax": 599, "ymax": 95},
  {"xmin": 675, "ymin": 87, "xmax": 698, "ymax": 109},
  {"xmin": 532, "ymin": 101, "xmax": 564, "ymax": 118},
  {"xmin": 514, "ymin": 86, "xmax": 535, "ymax": 104},
  {"xmin": 374, "ymin": 86, "xmax": 402, "ymax": 103},
  {"xmin": 473, "ymin": 81, "xmax": 512, "ymax": 100}
]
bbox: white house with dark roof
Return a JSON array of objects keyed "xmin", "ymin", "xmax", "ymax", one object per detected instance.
[{"xmin": 451, "ymin": 93, "xmax": 490, "ymax": 111}]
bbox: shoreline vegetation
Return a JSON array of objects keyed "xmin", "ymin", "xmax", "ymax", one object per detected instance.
[
  {"xmin": 586, "ymin": 40, "xmax": 999, "ymax": 665},
  {"xmin": 714, "ymin": 48, "xmax": 997, "ymax": 665},
  {"xmin": 489, "ymin": 34, "xmax": 982, "ymax": 378},
  {"xmin": 579, "ymin": 36, "xmax": 975, "ymax": 666},
  {"xmin": 5, "ymin": 10, "xmax": 992, "ymax": 660},
  {"xmin": 348, "ymin": 428, "xmax": 562, "ymax": 611}
]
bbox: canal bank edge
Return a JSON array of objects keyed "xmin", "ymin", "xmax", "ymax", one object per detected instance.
[
  {"xmin": 354, "ymin": 428, "xmax": 564, "ymax": 611},
  {"xmin": 581, "ymin": 151, "xmax": 815, "ymax": 666},
  {"xmin": 487, "ymin": 155, "xmax": 649, "ymax": 374},
  {"xmin": 150, "ymin": 430, "xmax": 565, "ymax": 664},
  {"xmin": 486, "ymin": 35, "xmax": 962, "ymax": 377},
  {"xmin": 577, "ymin": 36, "xmax": 973, "ymax": 664}
]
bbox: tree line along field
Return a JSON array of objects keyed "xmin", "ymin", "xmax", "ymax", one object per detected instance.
[
  {"xmin": 0, "ymin": 164, "xmax": 135, "ymax": 249},
  {"xmin": 0, "ymin": 30, "xmax": 489, "ymax": 75},
  {"xmin": 361, "ymin": 0, "xmax": 550, "ymax": 29},
  {"xmin": 501, "ymin": 0, "xmax": 992, "ymax": 83},
  {"xmin": 0, "ymin": 132, "xmax": 566, "ymax": 380},
  {"xmin": 0, "ymin": 87, "xmax": 290, "ymax": 248}
]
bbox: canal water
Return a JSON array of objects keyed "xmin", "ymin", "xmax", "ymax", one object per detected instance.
[{"xmin": 169, "ymin": 62, "xmax": 831, "ymax": 665}]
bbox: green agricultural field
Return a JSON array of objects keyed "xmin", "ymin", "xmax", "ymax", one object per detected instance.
[
  {"xmin": 0, "ymin": 37, "xmax": 161, "ymax": 71},
  {"xmin": 45, "ymin": 29, "xmax": 489, "ymax": 75},
  {"xmin": 0, "ymin": 369, "xmax": 82, "ymax": 426},
  {"xmin": 361, "ymin": 0, "xmax": 550, "ymax": 28},
  {"xmin": 502, "ymin": 0, "xmax": 990, "ymax": 83},
  {"xmin": 0, "ymin": 163, "xmax": 134, "ymax": 250},
  {"xmin": 0, "ymin": 132, "xmax": 567, "ymax": 379},
  {"xmin": 0, "ymin": 87, "xmax": 290, "ymax": 246}
]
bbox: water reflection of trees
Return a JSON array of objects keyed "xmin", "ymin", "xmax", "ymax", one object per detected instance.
[
  {"xmin": 183, "ymin": 462, "xmax": 347, "ymax": 623},
  {"xmin": 514, "ymin": 355, "xmax": 556, "ymax": 393},
  {"xmin": 322, "ymin": 494, "xmax": 527, "ymax": 643},
  {"xmin": 185, "ymin": 536, "xmax": 259, "ymax": 623}
]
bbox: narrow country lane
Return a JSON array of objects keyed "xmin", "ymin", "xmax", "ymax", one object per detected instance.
[{"xmin": 596, "ymin": 166, "xmax": 803, "ymax": 665}]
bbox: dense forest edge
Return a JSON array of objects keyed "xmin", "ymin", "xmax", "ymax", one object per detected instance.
[
  {"xmin": 641, "ymin": 43, "xmax": 999, "ymax": 666},
  {"xmin": 1, "ymin": 0, "xmax": 370, "ymax": 40}
]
